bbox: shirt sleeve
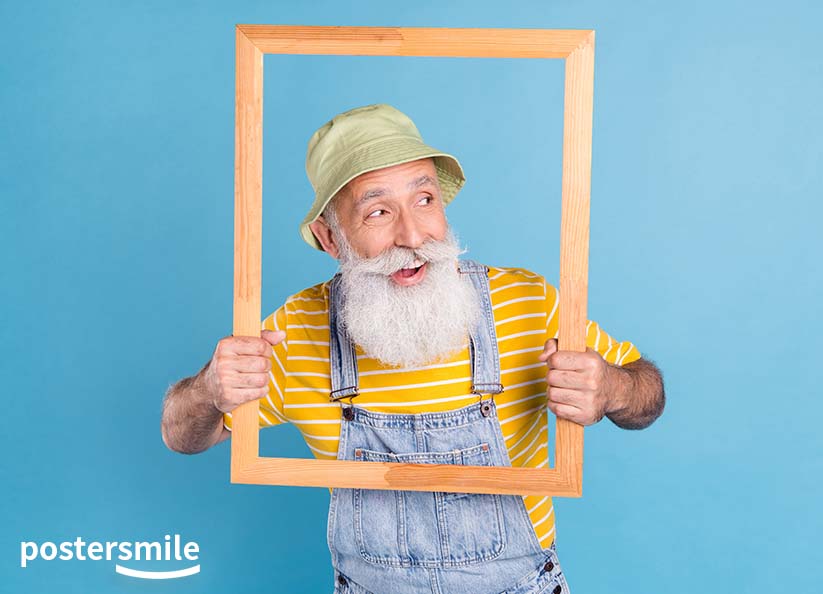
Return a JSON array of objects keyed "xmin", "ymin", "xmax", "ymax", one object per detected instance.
[
  {"xmin": 543, "ymin": 279, "xmax": 642, "ymax": 366},
  {"xmin": 222, "ymin": 305, "xmax": 289, "ymax": 431}
]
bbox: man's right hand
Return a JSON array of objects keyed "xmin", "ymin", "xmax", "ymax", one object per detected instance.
[{"xmin": 203, "ymin": 329, "xmax": 286, "ymax": 414}]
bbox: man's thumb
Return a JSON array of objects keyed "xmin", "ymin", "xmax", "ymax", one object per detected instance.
[
  {"xmin": 261, "ymin": 329, "xmax": 286, "ymax": 345},
  {"xmin": 538, "ymin": 339, "xmax": 558, "ymax": 362}
]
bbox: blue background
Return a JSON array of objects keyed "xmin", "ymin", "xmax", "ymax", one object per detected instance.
[{"xmin": 2, "ymin": 1, "xmax": 821, "ymax": 592}]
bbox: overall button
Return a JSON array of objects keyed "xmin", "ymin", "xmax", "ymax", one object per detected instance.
[
  {"xmin": 552, "ymin": 585, "xmax": 562, "ymax": 594},
  {"xmin": 543, "ymin": 561, "xmax": 554, "ymax": 572},
  {"xmin": 480, "ymin": 402, "xmax": 492, "ymax": 417},
  {"xmin": 342, "ymin": 407, "xmax": 354, "ymax": 421},
  {"xmin": 337, "ymin": 574, "xmax": 348, "ymax": 586}
]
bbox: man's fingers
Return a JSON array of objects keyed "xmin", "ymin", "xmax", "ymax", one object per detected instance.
[
  {"xmin": 547, "ymin": 386, "xmax": 580, "ymax": 406},
  {"xmin": 212, "ymin": 349, "xmax": 271, "ymax": 375},
  {"xmin": 212, "ymin": 354, "xmax": 270, "ymax": 388},
  {"xmin": 215, "ymin": 387, "xmax": 270, "ymax": 413},
  {"xmin": 233, "ymin": 387, "xmax": 271, "ymax": 403},
  {"xmin": 547, "ymin": 369, "xmax": 592, "ymax": 391},
  {"xmin": 225, "ymin": 369, "xmax": 269, "ymax": 389},
  {"xmin": 261, "ymin": 329, "xmax": 286, "ymax": 345},
  {"xmin": 227, "ymin": 353, "xmax": 271, "ymax": 374},
  {"xmin": 547, "ymin": 350, "xmax": 588, "ymax": 371},
  {"xmin": 538, "ymin": 339, "xmax": 558, "ymax": 362},
  {"xmin": 546, "ymin": 399, "xmax": 585, "ymax": 424},
  {"xmin": 220, "ymin": 335, "xmax": 271, "ymax": 356}
]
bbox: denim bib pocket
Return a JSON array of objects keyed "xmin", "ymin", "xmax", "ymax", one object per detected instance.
[
  {"xmin": 499, "ymin": 546, "xmax": 568, "ymax": 594},
  {"xmin": 352, "ymin": 444, "xmax": 506, "ymax": 568}
]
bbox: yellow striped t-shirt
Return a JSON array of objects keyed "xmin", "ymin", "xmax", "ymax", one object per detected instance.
[{"xmin": 224, "ymin": 265, "xmax": 641, "ymax": 548}]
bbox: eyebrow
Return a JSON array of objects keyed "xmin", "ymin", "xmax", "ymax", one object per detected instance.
[
  {"xmin": 408, "ymin": 174, "xmax": 437, "ymax": 191},
  {"xmin": 355, "ymin": 175, "xmax": 438, "ymax": 206}
]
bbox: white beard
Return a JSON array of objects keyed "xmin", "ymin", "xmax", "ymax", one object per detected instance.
[{"xmin": 336, "ymin": 228, "xmax": 480, "ymax": 369}]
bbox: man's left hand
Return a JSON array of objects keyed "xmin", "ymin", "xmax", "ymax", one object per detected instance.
[{"xmin": 537, "ymin": 339, "xmax": 626, "ymax": 426}]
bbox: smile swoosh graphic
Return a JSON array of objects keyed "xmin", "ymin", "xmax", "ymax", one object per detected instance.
[{"xmin": 115, "ymin": 564, "xmax": 200, "ymax": 579}]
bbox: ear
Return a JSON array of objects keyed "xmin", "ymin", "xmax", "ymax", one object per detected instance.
[{"xmin": 309, "ymin": 216, "xmax": 340, "ymax": 259}]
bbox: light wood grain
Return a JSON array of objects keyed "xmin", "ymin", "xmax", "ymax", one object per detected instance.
[
  {"xmin": 233, "ymin": 458, "xmax": 580, "ymax": 497},
  {"xmin": 231, "ymin": 25, "xmax": 595, "ymax": 496},
  {"xmin": 231, "ymin": 28, "xmax": 264, "ymax": 477},
  {"xmin": 237, "ymin": 25, "xmax": 591, "ymax": 58},
  {"xmin": 555, "ymin": 33, "xmax": 595, "ymax": 494}
]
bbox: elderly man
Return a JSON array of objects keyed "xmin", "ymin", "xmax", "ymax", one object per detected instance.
[{"xmin": 161, "ymin": 104, "xmax": 665, "ymax": 594}]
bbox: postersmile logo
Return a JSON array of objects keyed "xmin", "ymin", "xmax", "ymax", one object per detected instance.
[{"xmin": 21, "ymin": 534, "xmax": 200, "ymax": 579}]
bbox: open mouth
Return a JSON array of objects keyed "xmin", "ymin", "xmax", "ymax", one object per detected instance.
[{"xmin": 390, "ymin": 259, "xmax": 427, "ymax": 285}]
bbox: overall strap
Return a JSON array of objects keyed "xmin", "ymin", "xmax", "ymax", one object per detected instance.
[
  {"xmin": 327, "ymin": 261, "xmax": 504, "ymax": 401},
  {"xmin": 458, "ymin": 260, "xmax": 504, "ymax": 395},
  {"xmin": 328, "ymin": 273, "xmax": 359, "ymax": 401}
]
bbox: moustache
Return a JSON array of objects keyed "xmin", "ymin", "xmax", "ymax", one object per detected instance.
[{"xmin": 340, "ymin": 234, "xmax": 463, "ymax": 277}]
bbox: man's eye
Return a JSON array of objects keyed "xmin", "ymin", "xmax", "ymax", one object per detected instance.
[
  {"xmin": 367, "ymin": 209, "xmax": 386, "ymax": 218},
  {"xmin": 418, "ymin": 195, "xmax": 433, "ymax": 205}
]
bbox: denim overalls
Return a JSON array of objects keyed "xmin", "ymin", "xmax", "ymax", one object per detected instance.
[{"xmin": 326, "ymin": 260, "xmax": 570, "ymax": 594}]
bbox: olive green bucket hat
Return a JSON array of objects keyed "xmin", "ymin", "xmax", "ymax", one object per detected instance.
[{"xmin": 300, "ymin": 104, "xmax": 466, "ymax": 250}]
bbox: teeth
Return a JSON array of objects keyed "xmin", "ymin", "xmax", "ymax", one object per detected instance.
[{"xmin": 399, "ymin": 259, "xmax": 425, "ymax": 272}]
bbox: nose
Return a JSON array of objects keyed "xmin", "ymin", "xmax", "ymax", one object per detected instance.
[{"xmin": 393, "ymin": 209, "xmax": 425, "ymax": 249}]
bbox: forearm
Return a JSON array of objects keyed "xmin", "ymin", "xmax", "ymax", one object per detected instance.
[
  {"xmin": 604, "ymin": 358, "xmax": 665, "ymax": 430},
  {"xmin": 161, "ymin": 361, "xmax": 226, "ymax": 454}
]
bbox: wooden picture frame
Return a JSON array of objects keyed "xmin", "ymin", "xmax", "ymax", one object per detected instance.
[{"xmin": 232, "ymin": 25, "xmax": 594, "ymax": 496}]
